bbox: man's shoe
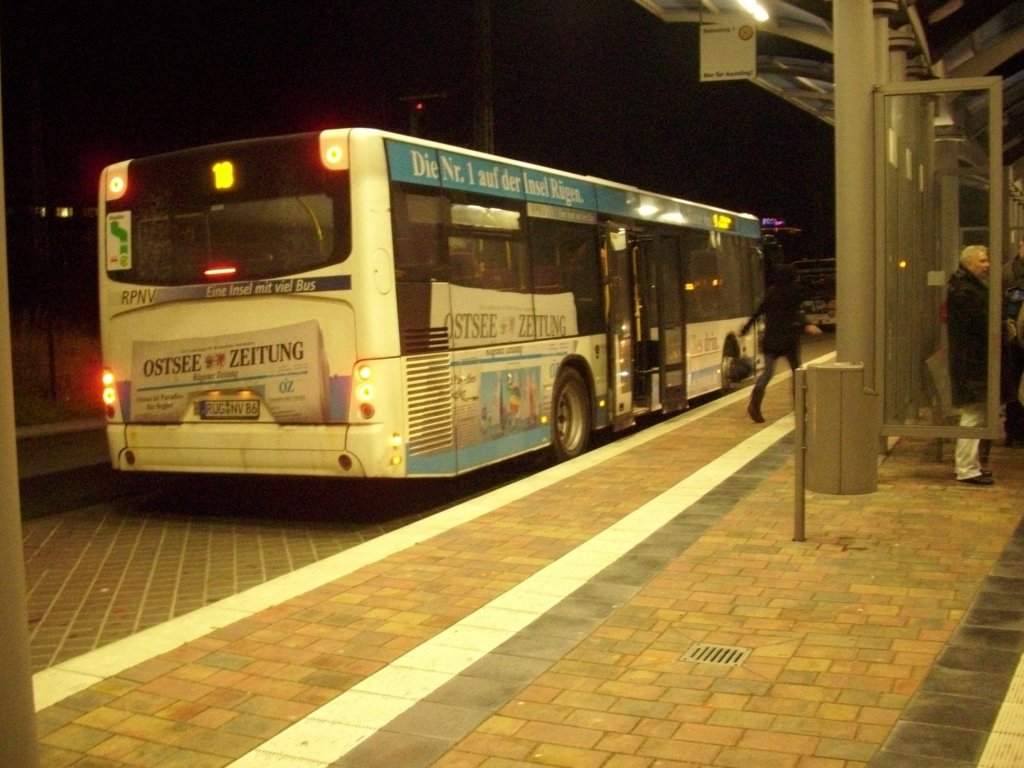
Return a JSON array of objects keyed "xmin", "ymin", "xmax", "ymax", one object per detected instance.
[
  {"xmin": 981, "ymin": 469, "xmax": 993, "ymax": 477},
  {"xmin": 958, "ymin": 474, "xmax": 994, "ymax": 485}
]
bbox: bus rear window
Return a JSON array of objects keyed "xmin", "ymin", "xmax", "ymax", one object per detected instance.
[
  {"xmin": 105, "ymin": 134, "xmax": 350, "ymax": 286},
  {"xmin": 132, "ymin": 196, "xmax": 336, "ymax": 284}
]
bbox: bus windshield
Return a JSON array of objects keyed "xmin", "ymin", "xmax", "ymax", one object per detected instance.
[{"xmin": 105, "ymin": 134, "xmax": 350, "ymax": 286}]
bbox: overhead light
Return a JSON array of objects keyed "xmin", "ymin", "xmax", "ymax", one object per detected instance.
[{"xmin": 738, "ymin": 0, "xmax": 769, "ymax": 22}]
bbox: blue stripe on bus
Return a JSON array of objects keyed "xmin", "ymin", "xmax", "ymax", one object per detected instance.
[
  {"xmin": 385, "ymin": 138, "xmax": 761, "ymax": 237},
  {"xmin": 407, "ymin": 425, "xmax": 549, "ymax": 476},
  {"xmin": 115, "ymin": 275, "xmax": 352, "ymax": 309},
  {"xmin": 451, "ymin": 353, "xmax": 549, "ymax": 366},
  {"xmin": 386, "ymin": 139, "xmax": 595, "ymax": 210}
]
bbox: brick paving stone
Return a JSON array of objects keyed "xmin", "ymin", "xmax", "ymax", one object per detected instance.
[{"xmin": 27, "ymin": 392, "xmax": 1024, "ymax": 768}]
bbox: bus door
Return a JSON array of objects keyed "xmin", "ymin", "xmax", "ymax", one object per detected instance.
[
  {"xmin": 631, "ymin": 235, "xmax": 658, "ymax": 411},
  {"xmin": 603, "ymin": 225, "xmax": 634, "ymax": 431},
  {"xmin": 630, "ymin": 234, "xmax": 687, "ymax": 414},
  {"xmin": 654, "ymin": 234, "xmax": 687, "ymax": 413}
]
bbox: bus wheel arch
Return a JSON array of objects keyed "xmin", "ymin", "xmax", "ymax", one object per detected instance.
[{"xmin": 550, "ymin": 363, "xmax": 591, "ymax": 463}]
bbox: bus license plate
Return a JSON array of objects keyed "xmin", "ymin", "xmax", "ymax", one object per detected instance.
[{"xmin": 197, "ymin": 399, "xmax": 260, "ymax": 420}]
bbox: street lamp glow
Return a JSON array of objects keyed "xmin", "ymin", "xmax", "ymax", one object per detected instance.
[{"xmin": 738, "ymin": 0, "xmax": 769, "ymax": 22}]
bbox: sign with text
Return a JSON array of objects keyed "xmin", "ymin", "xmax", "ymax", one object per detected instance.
[
  {"xmin": 129, "ymin": 320, "xmax": 328, "ymax": 423},
  {"xmin": 700, "ymin": 21, "xmax": 756, "ymax": 82},
  {"xmin": 386, "ymin": 139, "xmax": 596, "ymax": 210}
]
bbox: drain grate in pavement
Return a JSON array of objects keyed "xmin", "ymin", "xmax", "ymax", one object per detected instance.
[{"xmin": 682, "ymin": 643, "xmax": 751, "ymax": 666}]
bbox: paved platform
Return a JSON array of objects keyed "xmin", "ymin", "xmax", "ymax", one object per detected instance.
[{"xmin": 28, "ymin": 377, "xmax": 1024, "ymax": 768}]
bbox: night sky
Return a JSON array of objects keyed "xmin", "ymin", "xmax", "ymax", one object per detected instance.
[{"xmin": 0, "ymin": 0, "xmax": 835, "ymax": 259}]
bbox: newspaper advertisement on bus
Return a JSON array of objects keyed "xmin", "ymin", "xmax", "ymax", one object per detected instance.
[{"xmin": 129, "ymin": 319, "xmax": 328, "ymax": 423}]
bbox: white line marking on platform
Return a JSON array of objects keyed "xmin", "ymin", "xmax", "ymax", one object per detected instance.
[
  {"xmin": 33, "ymin": 355, "xmax": 820, "ymax": 713},
  {"xmin": 225, "ymin": 417, "xmax": 793, "ymax": 767}
]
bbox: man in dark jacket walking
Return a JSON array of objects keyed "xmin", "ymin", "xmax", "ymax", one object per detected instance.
[
  {"xmin": 947, "ymin": 244, "xmax": 993, "ymax": 484},
  {"xmin": 741, "ymin": 263, "xmax": 822, "ymax": 423}
]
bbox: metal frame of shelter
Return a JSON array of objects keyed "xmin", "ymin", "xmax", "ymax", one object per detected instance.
[
  {"xmin": 633, "ymin": 0, "xmax": 1021, "ymax": 444},
  {"xmin": 631, "ymin": 0, "xmax": 1023, "ymax": 166}
]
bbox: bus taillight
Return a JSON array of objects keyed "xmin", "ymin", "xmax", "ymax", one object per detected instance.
[
  {"xmin": 102, "ymin": 369, "xmax": 117, "ymax": 416},
  {"xmin": 355, "ymin": 364, "xmax": 375, "ymax": 419}
]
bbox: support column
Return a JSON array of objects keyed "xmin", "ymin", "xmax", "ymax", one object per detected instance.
[
  {"xmin": 833, "ymin": 0, "xmax": 881, "ymax": 382},
  {"xmin": 0, "ymin": 49, "xmax": 41, "ymax": 767}
]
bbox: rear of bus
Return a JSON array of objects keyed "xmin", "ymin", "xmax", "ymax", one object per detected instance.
[{"xmin": 98, "ymin": 129, "xmax": 407, "ymax": 476}]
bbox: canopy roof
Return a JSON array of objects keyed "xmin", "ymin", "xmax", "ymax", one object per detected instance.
[{"xmin": 631, "ymin": 0, "xmax": 1024, "ymax": 166}]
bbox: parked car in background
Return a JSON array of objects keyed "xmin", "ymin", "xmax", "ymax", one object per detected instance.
[{"xmin": 792, "ymin": 258, "xmax": 836, "ymax": 329}]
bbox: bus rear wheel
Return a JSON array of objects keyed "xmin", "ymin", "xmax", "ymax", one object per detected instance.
[{"xmin": 551, "ymin": 368, "xmax": 590, "ymax": 462}]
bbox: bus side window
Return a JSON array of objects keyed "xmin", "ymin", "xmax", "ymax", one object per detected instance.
[
  {"xmin": 528, "ymin": 219, "xmax": 601, "ymax": 334},
  {"xmin": 391, "ymin": 186, "xmax": 445, "ymax": 282},
  {"xmin": 481, "ymin": 238, "xmax": 525, "ymax": 291},
  {"xmin": 450, "ymin": 236, "xmax": 526, "ymax": 291},
  {"xmin": 532, "ymin": 265, "xmax": 560, "ymax": 293},
  {"xmin": 449, "ymin": 240, "xmax": 480, "ymax": 285}
]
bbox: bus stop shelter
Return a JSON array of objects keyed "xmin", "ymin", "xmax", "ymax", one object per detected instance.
[{"xmin": 633, "ymin": 0, "xmax": 1024, "ymax": 475}]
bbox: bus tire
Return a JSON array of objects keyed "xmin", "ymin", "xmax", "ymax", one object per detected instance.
[
  {"xmin": 551, "ymin": 367, "xmax": 590, "ymax": 462},
  {"xmin": 720, "ymin": 337, "xmax": 742, "ymax": 392}
]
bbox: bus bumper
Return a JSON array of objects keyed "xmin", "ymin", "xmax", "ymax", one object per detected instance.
[{"xmin": 106, "ymin": 422, "xmax": 407, "ymax": 478}]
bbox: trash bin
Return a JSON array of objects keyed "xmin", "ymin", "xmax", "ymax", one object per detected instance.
[{"xmin": 804, "ymin": 362, "xmax": 878, "ymax": 494}]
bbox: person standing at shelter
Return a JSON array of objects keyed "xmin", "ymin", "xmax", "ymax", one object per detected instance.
[
  {"xmin": 741, "ymin": 263, "xmax": 822, "ymax": 423},
  {"xmin": 947, "ymin": 244, "xmax": 994, "ymax": 485}
]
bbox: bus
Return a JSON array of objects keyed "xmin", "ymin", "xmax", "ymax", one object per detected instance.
[{"xmin": 98, "ymin": 128, "xmax": 765, "ymax": 478}]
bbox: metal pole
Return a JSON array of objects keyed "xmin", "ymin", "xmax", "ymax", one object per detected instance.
[
  {"xmin": 0, "ymin": 44, "xmax": 42, "ymax": 767},
  {"xmin": 793, "ymin": 367, "xmax": 806, "ymax": 542},
  {"xmin": 833, "ymin": 0, "xmax": 878, "ymax": 379},
  {"xmin": 473, "ymin": 0, "xmax": 495, "ymax": 154}
]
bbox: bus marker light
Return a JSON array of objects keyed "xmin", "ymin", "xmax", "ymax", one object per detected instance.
[
  {"xmin": 104, "ymin": 161, "xmax": 131, "ymax": 200},
  {"xmin": 357, "ymin": 383, "xmax": 374, "ymax": 401},
  {"xmin": 319, "ymin": 130, "xmax": 350, "ymax": 170},
  {"xmin": 391, "ymin": 433, "xmax": 403, "ymax": 447},
  {"xmin": 339, "ymin": 455, "xmax": 353, "ymax": 471},
  {"xmin": 390, "ymin": 455, "xmax": 402, "ymax": 466},
  {"xmin": 360, "ymin": 403, "xmax": 375, "ymax": 419},
  {"xmin": 324, "ymin": 145, "xmax": 345, "ymax": 168},
  {"xmin": 357, "ymin": 365, "xmax": 373, "ymax": 380}
]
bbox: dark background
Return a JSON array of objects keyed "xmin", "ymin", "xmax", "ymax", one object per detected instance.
[{"xmin": 0, "ymin": 0, "xmax": 836, "ymax": 323}]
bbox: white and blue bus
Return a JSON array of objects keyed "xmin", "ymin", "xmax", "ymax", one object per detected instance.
[{"xmin": 98, "ymin": 128, "xmax": 764, "ymax": 477}]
